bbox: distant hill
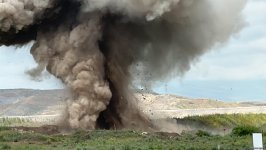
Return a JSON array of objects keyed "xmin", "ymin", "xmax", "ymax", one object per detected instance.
[
  {"xmin": 0, "ymin": 89, "xmax": 260, "ymax": 116},
  {"xmin": 0, "ymin": 89, "xmax": 68, "ymax": 116}
]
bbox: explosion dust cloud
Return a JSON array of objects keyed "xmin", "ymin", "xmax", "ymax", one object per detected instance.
[{"xmin": 0, "ymin": 0, "xmax": 247, "ymax": 130}]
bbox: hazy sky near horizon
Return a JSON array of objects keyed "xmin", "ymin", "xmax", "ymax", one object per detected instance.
[{"xmin": 0, "ymin": 0, "xmax": 265, "ymax": 101}]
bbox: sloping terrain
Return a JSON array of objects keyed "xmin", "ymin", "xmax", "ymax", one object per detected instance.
[
  {"xmin": 0, "ymin": 89, "xmax": 263, "ymax": 117},
  {"xmin": 0, "ymin": 89, "xmax": 68, "ymax": 116},
  {"xmin": 136, "ymin": 93, "xmax": 254, "ymax": 111}
]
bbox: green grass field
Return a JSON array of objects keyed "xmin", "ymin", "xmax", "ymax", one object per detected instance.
[
  {"xmin": 0, "ymin": 114, "xmax": 266, "ymax": 150},
  {"xmin": 180, "ymin": 114, "xmax": 266, "ymax": 129},
  {"xmin": 0, "ymin": 117, "xmax": 33, "ymax": 127},
  {"xmin": 0, "ymin": 127, "xmax": 263, "ymax": 150}
]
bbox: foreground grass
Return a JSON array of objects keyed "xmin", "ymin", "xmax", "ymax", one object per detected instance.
[
  {"xmin": 0, "ymin": 127, "xmax": 263, "ymax": 150},
  {"xmin": 1, "ymin": 114, "xmax": 266, "ymax": 149}
]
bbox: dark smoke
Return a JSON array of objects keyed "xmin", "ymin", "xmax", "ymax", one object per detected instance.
[{"xmin": 0, "ymin": 0, "xmax": 247, "ymax": 130}]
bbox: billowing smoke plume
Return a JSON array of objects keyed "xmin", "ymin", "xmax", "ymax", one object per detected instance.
[{"xmin": 0, "ymin": 0, "xmax": 247, "ymax": 130}]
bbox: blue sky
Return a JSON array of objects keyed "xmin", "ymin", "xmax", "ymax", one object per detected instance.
[
  {"xmin": 0, "ymin": 0, "xmax": 266, "ymax": 101},
  {"xmin": 0, "ymin": 44, "xmax": 64, "ymax": 89}
]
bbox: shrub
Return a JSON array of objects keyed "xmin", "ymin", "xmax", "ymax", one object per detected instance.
[
  {"xmin": 1, "ymin": 144, "xmax": 11, "ymax": 150},
  {"xmin": 196, "ymin": 130, "xmax": 210, "ymax": 137},
  {"xmin": 231, "ymin": 125, "xmax": 260, "ymax": 136}
]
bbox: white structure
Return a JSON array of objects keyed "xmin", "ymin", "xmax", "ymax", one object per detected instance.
[{"xmin": 253, "ymin": 133, "xmax": 263, "ymax": 150}]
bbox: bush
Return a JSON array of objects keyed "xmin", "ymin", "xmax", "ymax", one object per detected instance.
[
  {"xmin": 1, "ymin": 144, "xmax": 11, "ymax": 149},
  {"xmin": 231, "ymin": 125, "xmax": 260, "ymax": 136},
  {"xmin": 196, "ymin": 130, "xmax": 210, "ymax": 137}
]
